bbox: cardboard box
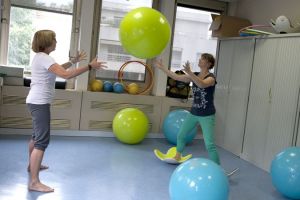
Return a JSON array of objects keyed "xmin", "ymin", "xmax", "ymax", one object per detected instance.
[{"xmin": 209, "ymin": 14, "xmax": 252, "ymax": 38}]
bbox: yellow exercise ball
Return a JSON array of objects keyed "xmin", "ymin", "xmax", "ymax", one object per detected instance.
[
  {"xmin": 119, "ymin": 7, "xmax": 171, "ymax": 59},
  {"xmin": 127, "ymin": 83, "xmax": 139, "ymax": 94},
  {"xmin": 90, "ymin": 79, "xmax": 103, "ymax": 92},
  {"xmin": 113, "ymin": 108, "xmax": 149, "ymax": 144}
]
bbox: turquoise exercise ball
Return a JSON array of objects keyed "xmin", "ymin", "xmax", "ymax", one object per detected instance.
[
  {"xmin": 270, "ymin": 147, "xmax": 300, "ymax": 199},
  {"xmin": 162, "ymin": 109, "xmax": 197, "ymax": 145},
  {"xmin": 119, "ymin": 7, "xmax": 171, "ymax": 59},
  {"xmin": 169, "ymin": 158, "xmax": 229, "ymax": 200}
]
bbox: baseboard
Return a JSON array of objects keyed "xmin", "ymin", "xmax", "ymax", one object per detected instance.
[
  {"xmin": 0, "ymin": 128, "xmax": 202, "ymax": 139},
  {"xmin": 0, "ymin": 128, "xmax": 165, "ymax": 138}
]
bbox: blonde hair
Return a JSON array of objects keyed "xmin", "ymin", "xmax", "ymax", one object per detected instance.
[{"xmin": 32, "ymin": 30, "xmax": 56, "ymax": 53}]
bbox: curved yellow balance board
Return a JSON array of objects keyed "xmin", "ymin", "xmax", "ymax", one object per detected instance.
[{"xmin": 154, "ymin": 147, "xmax": 192, "ymax": 164}]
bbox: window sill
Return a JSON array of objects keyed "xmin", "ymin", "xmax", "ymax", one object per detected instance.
[{"xmin": 24, "ymin": 77, "xmax": 66, "ymax": 89}]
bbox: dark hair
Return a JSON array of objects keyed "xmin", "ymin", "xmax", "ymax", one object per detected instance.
[
  {"xmin": 201, "ymin": 53, "xmax": 215, "ymax": 69},
  {"xmin": 32, "ymin": 30, "xmax": 56, "ymax": 53}
]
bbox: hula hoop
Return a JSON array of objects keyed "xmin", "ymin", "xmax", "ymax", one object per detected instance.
[
  {"xmin": 239, "ymin": 25, "xmax": 272, "ymax": 35},
  {"xmin": 118, "ymin": 60, "xmax": 154, "ymax": 95}
]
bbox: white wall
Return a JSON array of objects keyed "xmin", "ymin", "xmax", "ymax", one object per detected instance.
[{"xmin": 230, "ymin": 0, "xmax": 300, "ymax": 32}]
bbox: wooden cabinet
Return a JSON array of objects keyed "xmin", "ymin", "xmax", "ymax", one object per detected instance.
[
  {"xmin": 0, "ymin": 86, "xmax": 193, "ymax": 137},
  {"xmin": 215, "ymin": 34, "xmax": 300, "ymax": 171},
  {"xmin": 0, "ymin": 86, "xmax": 82, "ymax": 130}
]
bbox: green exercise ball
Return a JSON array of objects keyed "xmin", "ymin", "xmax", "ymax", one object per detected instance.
[
  {"xmin": 119, "ymin": 7, "xmax": 171, "ymax": 59},
  {"xmin": 113, "ymin": 108, "xmax": 149, "ymax": 144}
]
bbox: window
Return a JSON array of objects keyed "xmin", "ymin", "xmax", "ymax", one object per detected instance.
[
  {"xmin": 171, "ymin": 6, "xmax": 220, "ymax": 73},
  {"xmin": 171, "ymin": 48, "xmax": 183, "ymax": 71},
  {"xmin": 96, "ymin": 0, "xmax": 153, "ymax": 82},
  {"xmin": 5, "ymin": 0, "xmax": 74, "ymax": 77}
]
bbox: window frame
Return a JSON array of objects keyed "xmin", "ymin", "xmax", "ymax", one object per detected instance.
[
  {"xmin": 89, "ymin": 0, "xmax": 159, "ymax": 94},
  {"xmin": 0, "ymin": 0, "xmax": 227, "ymax": 93},
  {"xmin": 170, "ymin": 5, "xmax": 221, "ymax": 73},
  {"xmin": 0, "ymin": 0, "xmax": 81, "ymax": 89}
]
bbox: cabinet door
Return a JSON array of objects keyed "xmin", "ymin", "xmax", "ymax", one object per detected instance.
[
  {"xmin": 242, "ymin": 38, "xmax": 278, "ymax": 169},
  {"xmin": 296, "ymin": 87, "xmax": 300, "ymax": 147},
  {"xmin": 297, "ymin": 115, "xmax": 300, "ymax": 146},
  {"xmin": 215, "ymin": 38, "xmax": 254, "ymax": 155},
  {"xmin": 262, "ymin": 37, "xmax": 300, "ymax": 169},
  {"xmin": 297, "ymin": 93, "xmax": 300, "ymax": 147},
  {"xmin": 215, "ymin": 40, "xmax": 235, "ymax": 146},
  {"xmin": 242, "ymin": 37, "xmax": 300, "ymax": 171}
]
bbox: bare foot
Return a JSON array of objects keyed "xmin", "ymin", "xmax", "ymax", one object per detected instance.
[
  {"xmin": 29, "ymin": 181, "xmax": 54, "ymax": 193},
  {"xmin": 27, "ymin": 164, "xmax": 49, "ymax": 172},
  {"xmin": 173, "ymin": 152, "xmax": 182, "ymax": 161}
]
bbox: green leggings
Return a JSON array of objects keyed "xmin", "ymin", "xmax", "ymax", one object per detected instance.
[{"xmin": 176, "ymin": 113, "xmax": 220, "ymax": 165}]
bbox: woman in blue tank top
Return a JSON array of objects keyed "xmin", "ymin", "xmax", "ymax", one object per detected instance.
[{"xmin": 154, "ymin": 53, "xmax": 220, "ymax": 165}]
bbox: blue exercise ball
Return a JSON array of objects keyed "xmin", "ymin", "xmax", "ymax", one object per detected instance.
[
  {"xmin": 163, "ymin": 109, "xmax": 197, "ymax": 145},
  {"xmin": 169, "ymin": 158, "xmax": 229, "ymax": 200},
  {"xmin": 103, "ymin": 81, "xmax": 113, "ymax": 92},
  {"xmin": 113, "ymin": 82, "xmax": 124, "ymax": 93},
  {"xmin": 270, "ymin": 147, "xmax": 300, "ymax": 199}
]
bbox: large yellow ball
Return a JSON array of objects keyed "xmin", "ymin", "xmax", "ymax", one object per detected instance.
[
  {"xmin": 113, "ymin": 108, "xmax": 149, "ymax": 144},
  {"xmin": 90, "ymin": 79, "xmax": 103, "ymax": 92},
  {"xmin": 127, "ymin": 83, "xmax": 139, "ymax": 94},
  {"xmin": 119, "ymin": 7, "xmax": 171, "ymax": 59}
]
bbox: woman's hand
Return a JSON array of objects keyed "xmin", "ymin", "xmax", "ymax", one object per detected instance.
[
  {"xmin": 89, "ymin": 57, "xmax": 107, "ymax": 70},
  {"xmin": 70, "ymin": 50, "xmax": 87, "ymax": 64},
  {"xmin": 153, "ymin": 58, "xmax": 164, "ymax": 70},
  {"xmin": 153, "ymin": 58, "xmax": 191, "ymax": 83},
  {"xmin": 182, "ymin": 61, "xmax": 192, "ymax": 75}
]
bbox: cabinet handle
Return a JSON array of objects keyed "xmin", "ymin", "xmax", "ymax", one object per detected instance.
[{"xmin": 268, "ymin": 88, "xmax": 272, "ymax": 103}]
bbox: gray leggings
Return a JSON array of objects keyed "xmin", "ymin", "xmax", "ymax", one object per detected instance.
[{"xmin": 27, "ymin": 103, "xmax": 51, "ymax": 151}]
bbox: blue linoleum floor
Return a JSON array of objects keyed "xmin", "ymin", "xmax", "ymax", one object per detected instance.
[{"xmin": 0, "ymin": 134, "xmax": 291, "ymax": 200}]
